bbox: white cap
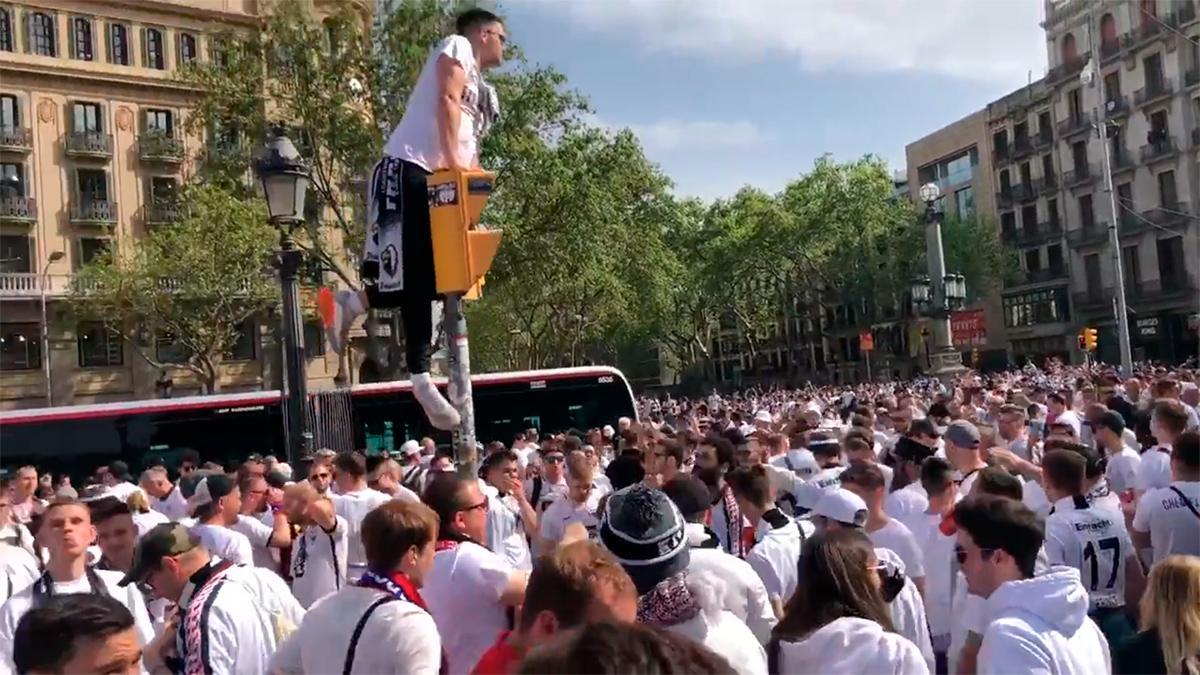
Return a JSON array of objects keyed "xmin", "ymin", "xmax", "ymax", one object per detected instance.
[
  {"xmin": 602, "ymin": 425, "xmax": 615, "ymax": 438},
  {"xmin": 754, "ymin": 410, "xmax": 773, "ymax": 424},
  {"xmin": 1052, "ymin": 411, "xmax": 1082, "ymax": 438},
  {"xmin": 400, "ymin": 440, "xmax": 421, "ymax": 457},
  {"xmin": 274, "ymin": 462, "xmax": 293, "ymax": 480},
  {"xmin": 813, "ymin": 488, "xmax": 868, "ymax": 527}
]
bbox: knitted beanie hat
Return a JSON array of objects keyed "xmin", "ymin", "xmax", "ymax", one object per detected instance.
[{"xmin": 599, "ymin": 483, "xmax": 689, "ymax": 595}]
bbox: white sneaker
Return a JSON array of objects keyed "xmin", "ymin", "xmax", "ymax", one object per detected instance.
[
  {"xmin": 412, "ymin": 372, "xmax": 461, "ymax": 430},
  {"xmin": 317, "ymin": 288, "xmax": 355, "ymax": 355}
]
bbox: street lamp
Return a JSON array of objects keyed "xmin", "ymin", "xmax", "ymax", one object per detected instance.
[
  {"xmin": 255, "ymin": 129, "xmax": 310, "ymax": 465},
  {"xmin": 914, "ymin": 182, "xmax": 967, "ymax": 380},
  {"xmin": 40, "ymin": 250, "xmax": 64, "ymax": 405}
]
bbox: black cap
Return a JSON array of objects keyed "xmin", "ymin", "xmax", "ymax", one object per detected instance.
[
  {"xmin": 909, "ymin": 418, "xmax": 940, "ymax": 438},
  {"xmin": 119, "ymin": 523, "xmax": 198, "ymax": 587},
  {"xmin": 1097, "ymin": 410, "xmax": 1126, "ymax": 435},
  {"xmin": 895, "ymin": 436, "xmax": 936, "ymax": 464}
]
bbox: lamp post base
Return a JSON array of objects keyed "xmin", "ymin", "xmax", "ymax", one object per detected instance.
[{"xmin": 930, "ymin": 348, "xmax": 966, "ymax": 382}]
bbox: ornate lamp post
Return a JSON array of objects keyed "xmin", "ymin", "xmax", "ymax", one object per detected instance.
[
  {"xmin": 913, "ymin": 182, "xmax": 967, "ymax": 380},
  {"xmin": 255, "ymin": 130, "xmax": 310, "ymax": 464}
]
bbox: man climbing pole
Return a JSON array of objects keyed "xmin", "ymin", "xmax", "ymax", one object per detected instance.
[{"xmin": 319, "ymin": 8, "xmax": 505, "ymax": 430}]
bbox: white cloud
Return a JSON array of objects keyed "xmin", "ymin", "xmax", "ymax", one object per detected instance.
[
  {"xmin": 584, "ymin": 113, "xmax": 772, "ymax": 152},
  {"xmin": 516, "ymin": 0, "xmax": 1046, "ymax": 86}
]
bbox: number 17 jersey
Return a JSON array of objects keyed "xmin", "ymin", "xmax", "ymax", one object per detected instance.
[{"xmin": 1044, "ymin": 495, "xmax": 1135, "ymax": 610}]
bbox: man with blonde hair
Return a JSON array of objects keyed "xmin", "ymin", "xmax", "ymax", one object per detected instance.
[
  {"xmin": 283, "ymin": 481, "xmax": 348, "ymax": 608},
  {"xmin": 140, "ymin": 466, "xmax": 188, "ymax": 521},
  {"xmin": 537, "ymin": 452, "xmax": 602, "ymax": 553}
]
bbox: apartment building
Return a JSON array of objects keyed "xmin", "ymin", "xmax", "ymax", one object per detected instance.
[
  {"xmin": 1043, "ymin": 0, "xmax": 1200, "ymax": 365},
  {"xmin": 987, "ymin": 79, "xmax": 1075, "ymax": 365},
  {"xmin": 904, "ymin": 109, "xmax": 1012, "ymax": 370},
  {"xmin": 0, "ymin": 0, "xmax": 363, "ymax": 410}
]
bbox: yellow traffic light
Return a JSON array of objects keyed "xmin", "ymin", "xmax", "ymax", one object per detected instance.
[
  {"xmin": 428, "ymin": 168, "xmax": 502, "ymax": 298},
  {"xmin": 1083, "ymin": 327, "xmax": 1098, "ymax": 352}
]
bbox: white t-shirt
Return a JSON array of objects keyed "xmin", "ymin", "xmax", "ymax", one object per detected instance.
[
  {"xmin": 151, "ymin": 484, "xmax": 190, "ymax": 521},
  {"xmin": 523, "ymin": 473, "xmax": 567, "ymax": 512},
  {"xmin": 1135, "ymin": 445, "xmax": 1173, "ymax": 495},
  {"xmin": 912, "ymin": 511, "xmax": 957, "ymax": 640},
  {"xmin": 683, "ymin": 524, "xmax": 776, "ymax": 644},
  {"xmin": 1132, "ymin": 481, "xmax": 1200, "ymax": 562},
  {"xmin": 884, "ymin": 482, "xmax": 929, "ymax": 535},
  {"xmin": 538, "ymin": 490, "xmax": 602, "ymax": 545},
  {"xmin": 333, "ymin": 488, "xmax": 394, "ymax": 579},
  {"xmin": 1105, "ymin": 446, "xmax": 1142, "ymax": 495},
  {"xmin": 1044, "ymin": 496, "xmax": 1135, "ymax": 609},
  {"xmin": 383, "ymin": 35, "xmax": 484, "ymax": 171},
  {"xmin": 794, "ymin": 465, "xmax": 847, "ymax": 511},
  {"xmin": 232, "ymin": 512, "xmax": 278, "ymax": 571},
  {"xmin": 132, "ymin": 509, "xmax": 170, "ymax": 538},
  {"xmin": 0, "ymin": 544, "xmax": 38, "ymax": 603},
  {"xmin": 770, "ymin": 449, "xmax": 818, "ymax": 481},
  {"xmin": 423, "ymin": 541, "xmax": 514, "ymax": 675},
  {"xmin": 0, "ymin": 568, "xmax": 155, "ymax": 673},
  {"xmin": 105, "ymin": 481, "xmax": 145, "ymax": 503},
  {"xmin": 485, "ymin": 492, "xmax": 532, "ymax": 571},
  {"xmin": 270, "ymin": 586, "xmax": 441, "ymax": 675},
  {"xmin": 745, "ymin": 512, "xmax": 811, "ymax": 607},
  {"xmin": 192, "ymin": 523, "xmax": 255, "ymax": 566},
  {"xmin": 868, "ymin": 519, "xmax": 925, "ymax": 580},
  {"xmin": 289, "ymin": 516, "xmax": 349, "ymax": 609}
]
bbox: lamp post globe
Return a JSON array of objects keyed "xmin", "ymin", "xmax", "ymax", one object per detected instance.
[
  {"xmin": 919, "ymin": 182, "xmax": 940, "ymax": 206},
  {"xmin": 255, "ymin": 131, "xmax": 309, "ymax": 224}
]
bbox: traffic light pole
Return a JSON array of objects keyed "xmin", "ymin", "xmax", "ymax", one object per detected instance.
[{"xmin": 444, "ymin": 293, "xmax": 478, "ymax": 479}]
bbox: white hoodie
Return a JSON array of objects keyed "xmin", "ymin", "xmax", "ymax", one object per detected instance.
[
  {"xmin": 662, "ymin": 571, "xmax": 767, "ymax": 675},
  {"xmin": 978, "ymin": 566, "xmax": 1111, "ymax": 675},
  {"xmin": 774, "ymin": 617, "xmax": 929, "ymax": 675}
]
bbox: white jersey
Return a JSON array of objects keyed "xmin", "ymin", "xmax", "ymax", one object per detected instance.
[
  {"xmin": 333, "ymin": 488, "xmax": 393, "ymax": 580},
  {"xmin": 1135, "ymin": 445, "xmax": 1172, "ymax": 495},
  {"xmin": 867, "ymin": 519, "xmax": 925, "ymax": 581},
  {"xmin": 793, "ymin": 465, "xmax": 847, "ymax": 511},
  {"xmin": 423, "ymin": 541, "xmax": 514, "ymax": 675},
  {"xmin": 1132, "ymin": 481, "xmax": 1200, "ymax": 562},
  {"xmin": 383, "ymin": 35, "xmax": 486, "ymax": 171},
  {"xmin": 1104, "ymin": 446, "xmax": 1141, "ymax": 495},
  {"xmin": 289, "ymin": 516, "xmax": 349, "ymax": 609},
  {"xmin": 0, "ymin": 544, "xmax": 38, "ymax": 603},
  {"xmin": 192, "ymin": 523, "xmax": 255, "ymax": 566},
  {"xmin": 538, "ymin": 490, "xmax": 601, "ymax": 546},
  {"xmin": 232, "ymin": 512, "xmax": 280, "ymax": 571},
  {"xmin": 484, "ymin": 491, "xmax": 532, "ymax": 571},
  {"xmin": 745, "ymin": 511, "xmax": 812, "ymax": 607},
  {"xmin": 151, "ymin": 484, "xmax": 190, "ymax": 521},
  {"xmin": 1044, "ymin": 495, "xmax": 1135, "ymax": 609},
  {"xmin": 884, "ymin": 482, "xmax": 929, "ymax": 536}
]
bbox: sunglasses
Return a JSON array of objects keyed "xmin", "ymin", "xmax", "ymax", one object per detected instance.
[
  {"xmin": 544, "ymin": 455, "xmax": 564, "ymax": 464},
  {"xmin": 460, "ymin": 498, "xmax": 489, "ymax": 514},
  {"xmin": 954, "ymin": 544, "xmax": 995, "ymax": 566}
]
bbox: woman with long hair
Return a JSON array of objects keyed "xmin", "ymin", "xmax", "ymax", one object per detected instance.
[
  {"xmin": 767, "ymin": 528, "xmax": 928, "ymax": 674},
  {"xmin": 1117, "ymin": 555, "xmax": 1200, "ymax": 675}
]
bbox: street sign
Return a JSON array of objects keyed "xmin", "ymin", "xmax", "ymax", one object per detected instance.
[{"xmin": 859, "ymin": 331, "xmax": 874, "ymax": 352}]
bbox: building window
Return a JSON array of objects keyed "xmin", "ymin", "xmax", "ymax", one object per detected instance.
[
  {"xmin": 76, "ymin": 168, "xmax": 108, "ymax": 203},
  {"xmin": 77, "ymin": 237, "xmax": 110, "ymax": 266},
  {"xmin": 1021, "ymin": 204, "xmax": 1038, "ymax": 232},
  {"xmin": 77, "ymin": 322, "xmax": 123, "ymax": 367},
  {"xmin": 1024, "ymin": 249, "xmax": 1041, "ymax": 273},
  {"xmin": 0, "ymin": 162, "xmax": 24, "ymax": 196},
  {"xmin": 1061, "ymin": 32, "xmax": 1077, "ymax": 63},
  {"xmin": 1157, "ymin": 170, "xmax": 1177, "ymax": 208},
  {"xmin": 144, "ymin": 108, "xmax": 173, "ymax": 135},
  {"xmin": 70, "ymin": 101, "xmax": 103, "ymax": 133},
  {"xmin": 954, "ymin": 186, "xmax": 975, "ymax": 217},
  {"xmin": 107, "ymin": 22, "xmax": 129, "ymax": 65},
  {"xmin": 155, "ymin": 333, "xmax": 189, "ymax": 364},
  {"xmin": 1079, "ymin": 193, "xmax": 1095, "ymax": 230},
  {"xmin": 1071, "ymin": 140, "xmax": 1088, "ymax": 172},
  {"xmin": 303, "ymin": 322, "xmax": 326, "ymax": 359},
  {"xmin": 1047, "ymin": 243, "xmax": 1064, "ymax": 273},
  {"xmin": 224, "ymin": 317, "xmax": 256, "ymax": 361},
  {"xmin": 0, "ymin": 235, "xmax": 31, "ymax": 273},
  {"xmin": 177, "ymin": 32, "xmax": 196, "ymax": 65},
  {"xmin": 1157, "ymin": 236, "xmax": 1185, "ymax": 286},
  {"xmin": 1003, "ymin": 288, "xmax": 1069, "ymax": 327},
  {"xmin": 1048, "ymin": 198, "xmax": 1060, "ymax": 228},
  {"xmin": 1068, "ymin": 88, "xmax": 1083, "ymax": 122},
  {"xmin": 26, "ymin": 11, "xmax": 56, "ymax": 57},
  {"xmin": 149, "ymin": 175, "xmax": 177, "ymax": 203},
  {"xmin": 144, "ymin": 27, "xmax": 164, "ymax": 70},
  {"xmin": 1084, "ymin": 253, "xmax": 1102, "ymax": 291},
  {"xmin": 1122, "ymin": 244, "xmax": 1141, "ymax": 290},
  {"xmin": 68, "ymin": 16, "xmax": 92, "ymax": 61},
  {"xmin": 0, "ymin": 7, "xmax": 14, "ymax": 52},
  {"xmin": 0, "ymin": 323, "xmax": 40, "ymax": 370},
  {"xmin": 1100, "ymin": 13, "xmax": 1117, "ymax": 46}
]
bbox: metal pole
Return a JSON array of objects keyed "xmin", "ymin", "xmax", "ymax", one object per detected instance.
[
  {"xmin": 925, "ymin": 204, "xmax": 961, "ymax": 378},
  {"xmin": 444, "ymin": 293, "xmax": 478, "ymax": 478},
  {"xmin": 39, "ymin": 262, "xmax": 52, "ymax": 406},
  {"xmin": 277, "ymin": 229, "xmax": 309, "ymax": 465},
  {"xmin": 865, "ymin": 349, "xmax": 872, "ymax": 382}
]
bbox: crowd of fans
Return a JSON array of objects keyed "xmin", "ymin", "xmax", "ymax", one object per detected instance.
[{"xmin": 0, "ymin": 359, "xmax": 1198, "ymax": 674}]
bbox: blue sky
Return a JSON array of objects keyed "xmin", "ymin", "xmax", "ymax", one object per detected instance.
[{"xmin": 499, "ymin": 1, "xmax": 1048, "ymax": 200}]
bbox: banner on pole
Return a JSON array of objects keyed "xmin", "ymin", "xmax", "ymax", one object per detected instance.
[
  {"xmin": 859, "ymin": 331, "xmax": 874, "ymax": 352},
  {"xmin": 951, "ymin": 309, "xmax": 987, "ymax": 347}
]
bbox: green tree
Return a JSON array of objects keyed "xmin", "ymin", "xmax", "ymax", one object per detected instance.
[
  {"xmin": 68, "ymin": 185, "xmax": 278, "ymax": 393},
  {"xmin": 940, "ymin": 213, "xmax": 1021, "ymax": 299}
]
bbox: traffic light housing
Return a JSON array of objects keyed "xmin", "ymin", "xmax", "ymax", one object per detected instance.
[
  {"xmin": 1082, "ymin": 327, "xmax": 1098, "ymax": 352},
  {"xmin": 428, "ymin": 168, "xmax": 502, "ymax": 299}
]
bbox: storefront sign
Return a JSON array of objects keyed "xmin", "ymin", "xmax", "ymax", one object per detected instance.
[
  {"xmin": 1136, "ymin": 317, "xmax": 1160, "ymax": 339},
  {"xmin": 951, "ymin": 309, "xmax": 987, "ymax": 347}
]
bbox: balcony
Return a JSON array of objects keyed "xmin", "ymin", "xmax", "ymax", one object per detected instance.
[
  {"xmin": 1135, "ymin": 275, "xmax": 1198, "ymax": 302},
  {"xmin": 1193, "ymin": 128, "xmax": 1200, "ymax": 148},
  {"xmin": 1167, "ymin": 2, "xmax": 1198, "ymax": 28},
  {"xmin": 1140, "ymin": 136, "xmax": 1178, "ymax": 164},
  {"xmin": 64, "ymin": 131, "xmax": 113, "ymax": 159},
  {"xmin": 996, "ymin": 188, "xmax": 1014, "ymax": 209},
  {"xmin": 1048, "ymin": 55, "xmax": 1088, "ymax": 84},
  {"xmin": 144, "ymin": 200, "xmax": 182, "ymax": 225},
  {"xmin": 1012, "ymin": 135, "xmax": 1033, "ymax": 159},
  {"xmin": 1134, "ymin": 202, "xmax": 1191, "ymax": 233},
  {"xmin": 138, "ymin": 133, "xmax": 185, "ymax": 163},
  {"xmin": 1016, "ymin": 221, "xmax": 1063, "ymax": 246},
  {"xmin": 1032, "ymin": 129, "xmax": 1054, "ymax": 151},
  {"xmin": 1073, "ymin": 288, "xmax": 1113, "ymax": 313},
  {"xmin": 1103, "ymin": 96, "xmax": 1130, "ymax": 119},
  {"xmin": 1057, "ymin": 114, "xmax": 1090, "ymax": 138},
  {"xmin": 1012, "ymin": 183, "xmax": 1035, "ymax": 202},
  {"xmin": 993, "ymin": 143, "xmax": 1010, "ymax": 164},
  {"xmin": 70, "ymin": 199, "xmax": 118, "ymax": 226},
  {"xmin": 1187, "ymin": 68, "xmax": 1200, "ymax": 89},
  {"xmin": 0, "ymin": 273, "xmax": 77, "ymax": 299},
  {"xmin": 1006, "ymin": 267, "xmax": 1069, "ymax": 289},
  {"xmin": 1032, "ymin": 174, "xmax": 1057, "ymax": 195},
  {"xmin": 1110, "ymin": 146, "xmax": 1136, "ymax": 174},
  {"xmin": 0, "ymin": 196, "xmax": 37, "ymax": 224},
  {"xmin": 1066, "ymin": 222, "xmax": 1108, "ymax": 248},
  {"xmin": 1100, "ymin": 38, "xmax": 1122, "ymax": 61},
  {"xmin": 1134, "ymin": 77, "xmax": 1175, "ymax": 108},
  {"xmin": 1063, "ymin": 164, "xmax": 1094, "ymax": 187},
  {"xmin": 0, "ymin": 126, "xmax": 32, "ymax": 154}
]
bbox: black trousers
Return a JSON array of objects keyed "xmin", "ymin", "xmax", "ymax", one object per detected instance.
[{"xmin": 363, "ymin": 159, "xmax": 436, "ymax": 375}]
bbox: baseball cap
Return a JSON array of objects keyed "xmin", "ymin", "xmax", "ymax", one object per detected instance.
[
  {"xmin": 944, "ymin": 420, "xmax": 981, "ymax": 448},
  {"xmin": 1051, "ymin": 411, "xmax": 1082, "ymax": 437},
  {"xmin": 754, "ymin": 410, "xmax": 773, "ymax": 424},
  {"xmin": 119, "ymin": 523, "xmax": 198, "ymax": 587},
  {"xmin": 187, "ymin": 474, "xmax": 236, "ymax": 515},
  {"xmin": 894, "ymin": 436, "xmax": 936, "ymax": 464},
  {"xmin": 909, "ymin": 418, "xmax": 941, "ymax": 438},
  {"xmin": 813, "ymin": 488, "xmax": 868, "ymax": 528},
  {"xmin": 400, "ymin": 440, "xmax": 421, "ymax": 457}
]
